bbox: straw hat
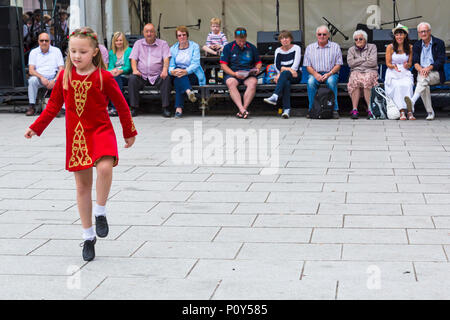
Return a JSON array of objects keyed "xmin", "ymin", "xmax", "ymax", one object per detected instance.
[{"xmin": 392, "ymin": 23, "xmax": 409, "ymax": 34}]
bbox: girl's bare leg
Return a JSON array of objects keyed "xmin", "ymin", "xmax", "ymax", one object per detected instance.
[
  {"xmin": 74, "ymin": 168, "xmax": 93, "ymax": 229},
  {"xmin": 95, "ymin": 156, "xmax": 114, "ymax": 206}
]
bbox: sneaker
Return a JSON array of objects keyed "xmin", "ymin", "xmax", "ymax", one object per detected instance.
[
  {"xmin": 400, "ymin": 111, "xmax": 407, "ymax": 120},
  {"xmin": 367, "ymin": 110, "xmax": 373, "ymax": 119},
  {"xmin": 95, "ymin": 216, "xmax": 109, "ymax": 238},
  {"xmin": 281, "ymin": 109, "xmax": 290, "ymax": 119},
  {"xmin": 350, "ymin": 109, "xmax": 359, "ymax": 119},
  {"xmin": 264, "ymin": 95, "xmax": 278, "ymax": 106},
  {"xmin": 174, "ymin": 111, "xmax": 183, "ymax": 118},
  {"xmin": 81, "ymin": 237, "xmax": 96, "ymax": 262},
  {"xmin": 162, "ymin": 107, "xmax": 171, "ymax": 118},
  {"xmin": 332, "ymin": 111, "xmax": 340, "ymax": 119},
  {"xmin": 187, "ymin": 91, "xmax": 197, "ymax": 103},
  {"xmin": 306, "ymin": 112, "xmax": 310, "ymax": 119},
  {"xmin": 426, "ymin": 112, "xmax": 435, "ymax": 121}
]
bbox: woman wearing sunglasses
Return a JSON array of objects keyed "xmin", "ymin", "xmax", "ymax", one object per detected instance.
[{"xmin": 346, "ymin": 30, "xmax": 378, "ymax": 119}]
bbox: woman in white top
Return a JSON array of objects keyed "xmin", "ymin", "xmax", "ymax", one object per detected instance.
[
  {"xmin": 385, "ymin": 24, "xmax": 414, "ymax": 120},
  {"xmin": 263, "ymin": 30, "xmax": 302, "ymax": 119}
]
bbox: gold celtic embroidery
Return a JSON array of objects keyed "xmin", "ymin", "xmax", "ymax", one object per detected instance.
[
  {"xmin": 69, "ymin": 122, "xmax": 93, "ymax": 168},
  {"xmin": 131, "ymin": 119, "xmax": 136, "ymax": 132},
  {"xmin": 71, "ymin": 80, "xmax": 92, "ymax": 117}
]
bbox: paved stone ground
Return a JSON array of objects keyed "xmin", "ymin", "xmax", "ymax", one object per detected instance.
[{"xmin": 0, "ymin": 111, "xmax": 449, "ymax": 300}]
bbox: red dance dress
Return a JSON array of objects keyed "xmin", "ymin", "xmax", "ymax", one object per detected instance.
[{"xmin": 30, "ymin": 67, "xmax": 138, "ymax": 172}]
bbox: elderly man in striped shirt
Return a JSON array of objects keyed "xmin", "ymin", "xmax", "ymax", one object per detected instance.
[{"xmin": 303, "ymin": 25, "xmax": 343, "ymax": 119}]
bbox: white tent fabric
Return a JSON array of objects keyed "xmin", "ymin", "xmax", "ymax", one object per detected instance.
[{"xmin": 146, "ymin": 0, "xmax": 449, "ymax": 49}]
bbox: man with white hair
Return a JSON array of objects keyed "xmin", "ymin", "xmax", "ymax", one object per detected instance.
[
  {"xmin": 303, "ymin": 25, "xmax": 343, "ymax": 119},
  {"xmin": 405, "ymin": 22, "xmax": 446, "ymax": 120}
]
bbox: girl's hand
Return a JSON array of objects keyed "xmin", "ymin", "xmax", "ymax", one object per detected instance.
[
  {"xmin": 124, "ymin": 136, "xmax": 135, "ymax": 148},
  {"xmin": 394, "ymin": 65, "xmax": 400, "ymax": 72},
  {"xmin": 24, "ymin": 128, "xmax": 36, "ymax": 139}
]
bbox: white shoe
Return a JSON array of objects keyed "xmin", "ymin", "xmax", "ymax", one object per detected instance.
[
  {"xmin": 426, "ymin": 112, "xmax": 435, "ymax": 120},
  {"xmin": 264, "ymin": 94, "xmax": 278, "ymax": 105},
  {"xmin": 281, "ymin": 109, "xmax": 290, "ymax": 119}
]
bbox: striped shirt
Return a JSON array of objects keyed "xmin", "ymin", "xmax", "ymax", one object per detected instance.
[
  {"xmin": 274, "ymin": 45, "xmax": 302, "ymax": 73},
  {"xmin": 303, "ymin": 41, "xmax": 343, "ymax": 73},
  {"xmin": 206, "ymin": 32, "xmax": 228, "ymax": 47}
]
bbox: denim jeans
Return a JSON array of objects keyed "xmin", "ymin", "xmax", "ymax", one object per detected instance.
[
  {"xmin": 110, "ymin": 75, "xmax": 128, "ymax": 110},
  {"xmin": 274, "ymin": 70, "xmax": 301, "ymax": 110},
  {"xmin": 173, "ymin": 74, "xmax": 198, "ymax": 109},
  {"xmin": 307, "ymin": 72, "xmax": 339, "ymax": 111}
]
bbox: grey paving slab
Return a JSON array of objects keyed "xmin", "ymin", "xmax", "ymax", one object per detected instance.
[
  {"xmin": 0, "ymin": 223, "xmax": 42, "ymax": 238},
  {"xmin": 30, "ymin": 240, "xmax": 145, "ymax": 258},
  {"xmin": 312, "ymin": 228, "xmax": 408, "ymax": 244},
  {"xmin": 344, "ymin": 216, "xmax": 434, "ymax": 228},
  {"xmin": 348, "ymin": 175, "xmax": 419, "ymax": 184},
  {"xmin": 319, "ymin": 203, "xmax": 402, "ymax": 215},
  {"xmin": 137, "ymin": 173, "xmax": 210, "ymax": 182},
  {"xmin": 302, "ymin": 261, "xmax": 416, "ymax": 282},
  {"xmin": 237, "ymin": 243, "xmax": 341, "ymax": 260},
  {"xmin": 248, "ymin": 182, "xmax": 323, "ymax": 192},
  {"xmin": 277, "ymin": 174, "xmax": 348, "ymax": 183},
  {"xmin": 0, "ymin": 239, "xmax": 47, "ymax": 255},
  {"xmin": 0, "ymin": 199, "xmax": 75, "ymax": 211},
  {"xmin": 133, "ymin": 241, "xmax": 242, "ymax": 259},
  {"xmin": 407, "ymin": 229, "xmax": 450, "ymax": 244},
  {"xmin": 212, "ymin": 279, "xmax": 336, "ymax": 300},
  {"xmin": 207, "ymin": 173, "xmax": 278, "ymax": 182},
  {"xmin": 433, "ymin": 217, "xmax": 450, "ymax": 228},
  {"xmin": 79, "ymin": 257, "xmax": 197, "ymax": 279},
  {"xmin": 188, "ymin": 191, "xmax": 269, "ymax": 203},
  {"xmin": 0, "ymin": 255, "xmax": 88, "ymax": 275},
  {"xmin": 164, "ymin": 214, "xmax": 256, "ymax": 227},
  {"xmin": 174, "ymin": 182, "xmax": 251, "ymax": 191},
  {"xmin": 23, "ymin": 224, "xmax": 129, "ymax": 240},
  {"xmin": 110, "ymin": 190, "xmax": 193, "ymax": 202},
  {"xmin": 234, "ymin": 203, "xmax": 318, "ymax": 214},
  {"xmin": 0, "ymin": 274, "xmax": 106, "ymax": 300},
  {"xmin": 267, "ymin": 192, "xmax": 346, "ymax": 203},
  {"xmin": 342, "ymin": 244, "xmax": 447, "ymax": 261},
  {"xmin": 402, "ymin": 204, "xmax": 450, "ymax": 216},
  {"xmin": 337, "ymin": 279, "xmax": 450, "ymax": 299},
  {"xmin": 188, "ymin": 259, "xmax": 304, "ymax": 280},
  {"xmin": 347, "ymin": 193, "xmax": 425, "ymax": 204},
  {"xmin": 88, "ymin": 278, "xmax": 219, "ymax": 300},
  {"xmin": 254, "ymin": 215, "xmax": 343, "ymax": 228},
  {"xmin": 414, "ymin": 262, "xmax": 450, "ymax": 282},
  {"xmin": 117, "ymin": 226, "xmax": 219, "ymax": 242},
  {"xmin": 323, "ymin": 183, "xmax": 397, "ymax": 193},
  {"xmin": 149, "ymin": 202, "xmax": 238, "ymax": 214},
  {"xmin": 214, "ymin": 227, "xmax": 312, "ymax": 243}
]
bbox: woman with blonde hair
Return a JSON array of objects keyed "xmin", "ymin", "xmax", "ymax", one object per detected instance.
[{"xmin": 108, "ymin": 31, "xmax": 133, "ymax": 116}]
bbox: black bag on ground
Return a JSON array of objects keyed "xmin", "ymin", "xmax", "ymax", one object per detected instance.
[{"xmin": 310, "ymin": 86, "xmax": 334, "ymax": 119}]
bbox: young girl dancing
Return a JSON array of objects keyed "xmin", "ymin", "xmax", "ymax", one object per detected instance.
[{"xmin": 25, "ymin": 27, "xmax": 138, "ymax": 261}]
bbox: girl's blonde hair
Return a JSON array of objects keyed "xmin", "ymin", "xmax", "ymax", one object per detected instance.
[
  {"xmin": 111, "ymin": 31, "xmax": 129, "ymax": 55},
  {"xmin": 63, "ymin": 27, "xmax": 107, "ymax": 90}
]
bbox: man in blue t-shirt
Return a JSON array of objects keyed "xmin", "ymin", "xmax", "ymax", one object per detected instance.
[{"xmin": 220, "ymin": 28, "xmax": 262, "ymax": 118}]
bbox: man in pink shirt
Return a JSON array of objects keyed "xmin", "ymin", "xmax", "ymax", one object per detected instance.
[{"xmin": 128, "ymin": 23, "xmax": 171, "ymax": 117}]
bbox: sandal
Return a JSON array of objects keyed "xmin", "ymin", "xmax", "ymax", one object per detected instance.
[
  {"xmin": 407, "ymin": 112, "xmax": 416, "ymax": 120},
  {"xmin": 400, "ymin": 111, "xmax": 406, "ymax": 120},
  {"xmin": 236, "ymin": 112, "xmax": 243, "ymax": 118},
  {"xmin": 242, "ymin": 110, "xmax": 249, "ymax": 119}
]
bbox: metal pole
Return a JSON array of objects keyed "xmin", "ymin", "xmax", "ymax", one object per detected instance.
[{"xmin": 298, "ymin": 0, "xmax": 305, "ymax": 33}]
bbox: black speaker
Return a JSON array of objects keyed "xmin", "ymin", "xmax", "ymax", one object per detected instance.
[
  {"xmin": 0, "ymin": 46, "xmax": 25, "ymax": 88},
  {"xmin": 257, "ymin": 30, "xmax": 304, "ymax": 55},
  {"xmin": 0, "ymin": 6, "xmax": 23, "ymax": 46},
  {"xmin": 0, "ymin": 1, "xmax": 10, "ymax": 6},
  {"xmin": 356, "ymin": 23, "xmax": 373, "ymax": 43},
  {"xmin": 126, "ymin": 34, "xmax": 144, "ymax": 48}
]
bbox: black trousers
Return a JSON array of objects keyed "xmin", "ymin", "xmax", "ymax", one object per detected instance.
[{"xmin": 128, "ymin": 74, "xmax": 171, "ymax": 109}]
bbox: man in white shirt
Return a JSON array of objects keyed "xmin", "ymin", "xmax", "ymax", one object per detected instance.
[{"xmin": 26, "ymin": 32, "xmax": 64, "ymax": 116}]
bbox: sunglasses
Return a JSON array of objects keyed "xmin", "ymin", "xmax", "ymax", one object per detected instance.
[
  {"xmin": 354, "ymin": 38, "xmax": 364, "ymax": 41},
  {"xmin": 235, "ymin": 30, "xmax": 247, "ymax": 36},
  {"xmin": 317, "ymin": 33, "xmax": 328, "ymax": 36},
  {"xmin": 39, "ymin": 39, "xmax": 50, "ymax": 43}
]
